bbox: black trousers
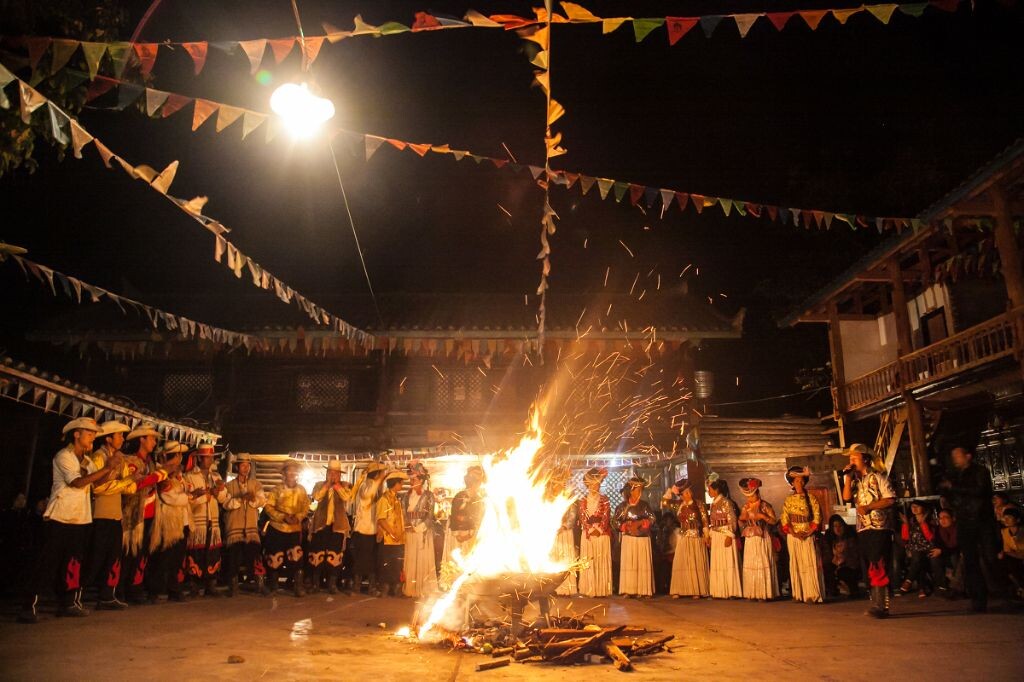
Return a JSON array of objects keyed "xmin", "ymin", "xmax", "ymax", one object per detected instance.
[
  {"xmin": 858, "ymin": 529, "xmax": 893, "ymax": 588},
  {"xmin": 225, "ymin": 541, "xmax": 264, "ymax": 581},
  {"xmin": 25, "ymin": 520, "xmax": 89, "ymax": 609},
  {"xmin": 121, "ymin": 518, "xmax": 153, "ymax": 601},
  {"xmin": 957, "ymin": 522, "xmax": 988, "ymax": 607},
  {"xmin": 86, "ymin": 518, "xmax": 124, "ymax": 601},
  {"xmin": 351, "ymin": 532, "xmax": 377, "ymax": 578},
  {"xmin": 148, "ymin": 539, "xmax": 187, "ymax": 597},
  {"xmin": 905, "ymin": 549, "xmax": 934, "ymax": 587}
]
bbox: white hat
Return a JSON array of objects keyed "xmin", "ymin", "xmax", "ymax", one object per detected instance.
[
  {"xmin": 325, "ymin": 460, "xmax": 344, "ymax": 472},
  {"xmin": 127, "ymin": 422, "xmax": 160, "ymax": 440},
  {"xmin": 235, "ymin": 453, "xmax": 254, "ymax": 462},
  {"xmin": 162, "ymin": 441, "xmax": 188, "ymax": 455},
  {"xmin": 96, "ymin": 420, "xmax": 130, "ymax": 438},
  {"xmin": 384, "ymin": 470, "xmax": 409, "ymax": 485},
  {"xmin": 62, "ymin": 417, "xmax": 99, "ymax": 435}
]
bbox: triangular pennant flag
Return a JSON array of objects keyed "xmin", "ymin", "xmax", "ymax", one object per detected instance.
[
  {"xmin": 25, "ymin": 37, "xmax": 52, "ymax": 70},
  {"xmin": 547, "ymin": 99, "xmax": 566, "ymax": 125},
  {"xmin": 84, "ymin": 76, "xmax": 116, "ymax": 102},
  {"xmin": 734, "ymin": 201, "xmax": 748, "ymax": 217},
  {"xmin": 58, "ymin": 395, "xmax": 72, "ymax": 415},
  {"xmin": 528, "ymin": 165, "xmax": 545, "ymax": 179},
  {"xmin": 521, "ymin": 25, "xmax": 550, "ymax": 49},
  {"xmin": 867, "ymin": 4, "xmax": 899, "ymax": 23},
  {"xmin": 352, "ymin": 15, "xmax": 381, "ymax": 35},
  {"xmin": 44, "ymin": 390, "xmax": 58, "ymax": 412},
  {"xmin": 19, "ymin": 82, "xmax": 45, "ymax": 124},
  {"xmin": 666, "ymin": 17, "xmax": 699, "ymax": 45},
  {"xmin": 700, "ymin": 15, "xmax": 725, "ymax": 38},
  {"xmin": 46, "ymin": 101, "xmax": 70, "ymax": 145},
  {"xmin": 412, "ymin": 11, "xmax": 442, "ymax": 30},
  {"xmin": 675, "ymin": 192, "xmax": 690, "ymax": 212},
  {"xmin": 799, "ymin": 10, "xmax": 829, "ymax": 30},
  {"xmin": 562, "ymin": 172, "xmax": 579, "ymax": 188},
  {"xmin": 106, "ymin": 42, "xmax": 132, "ymax": 79},
  {"xmin": 408, "ymin": 143, "xmax": 430, "ymax": 157},
  {"xmin": 632, "ymin": 18, "xmax": 665, "ymax": 43},
  {"xmin": 452, "ymin": 149, "xmax": 467, "ymax": 161},
  {"xmin": 241, "ymin": 110, "xmax": 267, "ymax": 139},
  {"xmin": 81, "ymin": 42, "xmax": 107, "ymax": 80},
  {"xmin": 530, "ymin": 50, "xmax": 548, "ymax": 70},
  {"xmin": 49, "ymin": 39, "xmax": 80, "ymax": 74},
  {"xmin": 134, "ymin": 43, "xmax": 159, "ymax": 76},
  {"xmin": 115, "ymin": 81, "xmax": 144, "ymax": 110},
  {"xmin": 734, "ymin": 14, "xmax": 762, "ymax": 38},
  {"xmin": 831, "ymin": 8, "xmax": 863, "ymax": 24},
  {"xmin": 767, "ymin": 205, "xmax": 779, "ymax": 221},
  {"xmin": 719, "ymin": 198, "xmax": 733, "ymax": 216},
  {"xmin": 602, "ymin": 18, "xmax": 630, "ymax": 34},
  {"xmin": 93, "ymin": 138, "xmax": 114, "ymax": 167},
  {"xmin": 182, "ymin": 42, "xmax": 208, "ymax": 75},
  {"xmin": 69, "ymin": 120, "xmax": 93, "ymax": 159},
  {"xmin": 628, "ymin": 183, "xmax": 645, "ymax": 205},
  {"xmin": 561, "ymin": 2, "xmax": 601, "ymax": 22},
  {"xmin": 899, "ymin": 3, "xmax": 929, "ymax": 17},
  {"xmin": 533, "ymin": 69, "xmax": 550, "ymax": 94},
  {"xmin": 659, "ymin": 189, "xmax": 675, "ymax": 211},
  {"xmin": 596, "ymin": 178, "xmax": 614, "ymax": 199},
  {"xmin": 823, "ymin": 212, "xmax": 835, "ymax": 229},
  {"xmin": 300, "ymin": 36, "xmax": 325, "ymax": 67},
  {"xmin": 643, "ymin": 186, "xmax": 659, "ymax": 208},
  {"xmin": 613, "ymin": 181, "xmax": 629, "ymax": 203},
  {"xmin": 192, "ymin": 99, "xmax": 218, "ymax": 131},
  {"xmin": 690, "ymin": 193, "xmax": 706, "ymax": 213},
  {"xmin": 579, "ymin": 175, "xmax": 596, "ymax": 195},
  {"xmin": 215, "ymin": 104, "xmax": 244, "ymax": 132},
  {"xmin": 930, "ymin": 0, "xmax": 960, "ymax": 12},
  {"xmin": 150, "ymin": 161, "xmax": 178, "ymax": 194},
  {"xmin": 268, "ymin": 38, "xmax": 294, "ymax": 63},
  {"xmin": 238, "ymin": 39, "xmax": 266, "ymax": 74},
  {"xmin": 160, "ymin": 92, "xmax": 191, "ymax": 118},
  {"xmin": 766, "ymin": 12, "xmax": 797, "ymax": 31},
  {"xmin": 364, "ymin": 135, "xmax": 386, "ymax": 160},
  {"xmin": 145, "ymin": 88, "xmax": 169, "ymax": 116},
  {"xmin": 464, "ymin": 10, "xmax": 503, "ymax": 27},
  {"xmin": 379, "ymin": 22, "xmax": 411, "ymax": 35}
]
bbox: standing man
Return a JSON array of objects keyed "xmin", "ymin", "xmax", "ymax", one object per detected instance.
[
  {"xmin": 308, "ymin": 461, "xmax": 353, "ymax": 594},
  {"xmin": 351, "ymin": 462, "xmax": 385, "ymax": 595},
  {"xmin": 842, "ymin": 443, "xmax": 896, "ymax": 618},
  {"xmin": 222, "ymin": 453, "xmax": 267, "ymax": 596},
  {"xmin": 87, "ymin": 421, "xmax": 166, "ymax": 610},
  {"xmin": 183, "ymin": 443, "xmax": 228, "ymax": 597},
  {"xmin": 263, "ymin": 460, "xmax": 310, "ymax": 597},
  {"xmin": 120, "ymin": 422, "xmax": 162, "ymax": 604},
  {"xmin": 443, "ymin": 465, "xmax": 486, "ymax": 566},
  {"xmin": 940, "ymin": 446, "xmax": 994, "ymax": 612},
  {"xmin": 147, "ymin": 442, "xmax": 190, "ymax": 602},
  {"xmin": 19, "ymin": 418, "xmax": 119, "ymax": 623},
  {"xmin": 376, "ymin": 470, "xmax": 409, "ymax": 597}
]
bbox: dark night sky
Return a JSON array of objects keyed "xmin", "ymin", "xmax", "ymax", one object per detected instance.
[{"xmin": 2, "ymin": 0, "xmax": 1023, "ymax": 412}]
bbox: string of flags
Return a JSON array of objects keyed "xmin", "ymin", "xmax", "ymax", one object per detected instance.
[
  {"xmin": 66, "ymin": 71, "xmax": 920, "ymax": 234},
  {"xmin": 0, "ymin": 65, "xmax": 372, "ymax": 347},
  {"xmin": 1, "ymin": 1, "xmax": 966, "ymax": 82}
]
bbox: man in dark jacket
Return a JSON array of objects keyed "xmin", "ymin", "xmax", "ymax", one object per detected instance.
[{"xmin": 940, "ymin": 447, "xmax": 993, "ymax": 612}]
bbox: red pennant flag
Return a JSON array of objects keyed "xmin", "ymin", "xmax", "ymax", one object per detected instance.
[
  {"xmin": 563, "ymin": 172, "xmax": 579, "ymax": 189},
  {"xmin": 766, "ymin": 205, "xmax": 779, "ymax": 222},
  {"xmin": 182, "ymin": 42, "xmax": 207, "ymax": 74},
  {"xmin": 490, "ymin": 158, "xmax": 509, "ymax": 168},
  {"xmin": 666, "ymin": 17, "xmax": 699, "ymax": 45},
  {"xmin": 84, "ymin": 77, "xmax": 117, "ymax": 102},
  {"xmin": 385, "ymin": 138, "xmax": 407, "ymax": 151},
  {"xmin": 160, "ymin": 92, "xmax": 192, "ymax": 118},
  {"xmin": 690, "ymin": 193, "xmax": 705, "ymax": 214},
  {"xmin": 301, "ymin": 36, "xmax": 325, "ymax": 67},
  {"xmin": 412, "ymin": 11, "xmax": 443, "ymax": 30},
  {"xmin": 25, "ymin": 37, "xmax": 51, "ymax": 70},
  {"xmin": 766, "ymin": 12, "xmax": 796, "ymax": 31},
  {"xmin": 747, "ymin": 203, "xmax": 762, "ymax": 218},
  {"xmin": 134, "ymin": 43, "xmax": 158, "ymax": 76},
  {"xmin": 192, "ymin": 98, "xmax": 218, "ymax": 131},
  {"xmin": 628, "ymin": 184, "xmax": 645, "ymax": 206},
  {"xmin": 675, "ymin": 192, "xmax": 689, "ymax": 212},
  {"xmin": 268, "ymin": 38, "xmax": 294, "ymax": 64},
  {"xmin": 799, "ymin": 11, "xmax": 829, "ymax": 30}
]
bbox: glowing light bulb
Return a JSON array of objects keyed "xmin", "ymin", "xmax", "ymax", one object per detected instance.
[{"xmin": 270, "ymin": 82, "xmax": 335, "ymax": 139}]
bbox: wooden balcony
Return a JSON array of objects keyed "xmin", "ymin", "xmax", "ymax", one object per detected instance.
[{"xmin": 841, "ymin": 308, "xmax": 1023, "ymax": 413}]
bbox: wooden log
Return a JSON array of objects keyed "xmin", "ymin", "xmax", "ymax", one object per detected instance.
[
  {"xmin": 514, "ymin": 648, "xmax": 536, "ymax": 661},
  {"xmin": 476, "ymin": 658, "xmax": 511, "ymax": 672},
  {"xmin": 602, "ymin": 643, "xmax": 633, "ymax": 672},
  {"xmin": 550, "ymin": 625, "xmax": 627, "ymax": 664},
  {"xmin": 631, "ymin": 635, "xmax": 674, "ymax": 656},
  {"xmin": 538, "ymin": 627, "xmax": 651, "ymax": 639},
  {"xmin": 491, "ymin": 647, "xmax": 514, "ymax": 658}
]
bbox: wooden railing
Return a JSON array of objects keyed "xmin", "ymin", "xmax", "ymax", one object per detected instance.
[{"xmin": 841, "ymin": 308, "xmax": 1022, "ymax": 412}]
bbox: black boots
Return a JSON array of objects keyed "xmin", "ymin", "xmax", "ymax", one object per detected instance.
[
  {"xmin": 265, "ymin": 569, "xmax": 278, "ymax": 595},
  {"xmin": 867, "ymin": 585, "xmax": 890, "ymax": 618},
  {"xmin": 227, "ymin": 576, "xmax": 238, "ymax": 598},
  {"xmin": 293, "ymin": 569, "xmax": 306, "ymax": 597},
  {"xmin": 326, "ymin": 567, "xmax": 339, "ymax": 595},
  {"xmin": 309, "ymin": 566, "xmax": 322, "ymax": 594}
]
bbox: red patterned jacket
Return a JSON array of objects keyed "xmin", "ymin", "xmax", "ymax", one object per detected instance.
[{"xmin": 578, "ymin": 493, "xmax": 611, "ymax": 537}]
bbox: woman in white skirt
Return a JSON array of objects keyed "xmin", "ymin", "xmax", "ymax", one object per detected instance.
[
  {"xmin": 577, "ymin": 468, "xmax": 613, "ymax": 597},
  {"xmin": 781, "ymin": 466, "xmax": 825, "ymax": 603},
  {"xmin": 663, "ymin": 482, "xmax": 710, "ymax": 598},
  {"xmin": 707, "ymin": 476, "xmax": 742, "ymax": 598},
  {"xmin": 738, "ymin": 477, "xmax": 779, "ymax": 601},
  {"xmin": 403, "ymin": 463, "xmax": 438, "ymax": 598},
  {"xmin": 547, "ymin": 470, "xmax": 578, "ymax": 595},
  {"xmin": 614, "ymin": 476, "xmax": 656, "ymax": 598}
]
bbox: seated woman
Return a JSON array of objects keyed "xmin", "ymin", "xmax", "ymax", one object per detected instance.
[
  {"xmin": 900, "ymin": 500, "xmax": 937, "ymax": 598},
  {"xmin": 998, "ymin": 507, "xmax": 1024, "ymax": 599},
  {"xmin": 822, "ymin": 514, "xmax": 861, "ymax": 598}
]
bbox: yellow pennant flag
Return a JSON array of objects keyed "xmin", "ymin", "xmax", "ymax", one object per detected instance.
[
  {"xmin": 734, "ymin": 14, "xmax": 762, "ymax": 38},
  {"xmin": 241, "ymin": 110, "xmax": 267, "ymax": 140},
  {"xmin": 150, "ymin": 161, "xmax": 179, "ymax": 195},
  {"xmin": 80, "ymin": 42, "xmax": 106, "ymax": 80},
  {"xmin": 533, "ymin": 70, "xmax": 550, "ymax": 94},
  {"xmin": 866, "ymin": 4, "xmax": 899, "ymax": 24},
  {"xmin": 215, "ymin": 105, "xmax": 244, "ymax": 132},
  {"xmin": 69, "ymin": 120, "xmax": 94, "ymax": 159},
  {"xmin": 238, "ymin": 39, "xmax": 266, "ymax": 74},
  {"xmin": 464, "ymin": 10, "xmax": 502, "ymax": 27},
  {"xmin": 561, "ymin": 2, "xmax": 601, "ymax": 22},
  {"xmin": 352, "ymin": 15, "xmax": 381, "ymax": 36},
  {"xmin": 547, "ymin": 99, "xmax": 566, "ymax": 125},
  {"xmin": 602, "ymin": 18, "xmax": 630, "ymax": 34},
  {"xmin": 522, "ymin": 25, "xmax": 550, "ymax": 49},
  {"xmin": 531, "ymin": 50, "xmax": 548, "ymax": 69},
  {"xmin": 18, "ymin": 81, "xmax": 45, "ymax": 124},
  {"xmin": 832, "ymin": 8, "xmax": 863, "ymax": 24}
]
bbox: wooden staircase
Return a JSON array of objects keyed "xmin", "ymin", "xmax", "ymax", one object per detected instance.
[{"xmin": 873, "ymin": 406, "xmax": 907, "ymax": 475}]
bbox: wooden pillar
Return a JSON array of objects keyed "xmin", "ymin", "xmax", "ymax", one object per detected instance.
[
  {"xmin": 904, "ymin": 395, "xmax": 931, "ymax": 495},
  {"xmin": 827, "ymin": 301, "xmax": 846, "ymax": 413},
  {"xmin": 887, "ymin": 257, "xmax": 914, "ymax": 356},
  {"xmin": 990, "ymin": 185, "xmax": 1024, "ymax": 309}
]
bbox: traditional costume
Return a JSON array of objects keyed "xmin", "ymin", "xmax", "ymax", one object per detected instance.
[
  {"xmin": 183, "ymin": 443, "xmax": 229, "ymax": 596},
  {"xmin": 781, "ymin": 466, "xmax": 825, "ymax": 603},
  {"xmin": 403, "ymin": 463, "xmax": 438, "ymax": 598},
  {"xmin": 222, "ymin": 453, "xmax": 267, "ymax": 595},
  {"xmin": 376, "ymin": 471, "xmax": 409, "ymax": 596},
  {"xmin": 309, "ymin": 460, "xmax": 353, "ymax": 594},
  {"xmin": 263, "ymin": 460, "xmax": 311, "ymax": 596},
  {"xmin": 120, "ymin": 422, "xmax": 162, "ymax": 603},
  {"xmin": 614, "ymin": 477, "xmax": 657, "ymax": 597},
  {"xmin": 844, "ymin": 444, "xmax": 896, "ymax": 617},
  {"xmin": 351, "ymin": 462, "xmax": 385, "ymax": 594},
  {"xmin": 664, "ymin": 483, "xmax": 710, "ymax": 598},
  {"xmin": 552, "ymin": 476, "xmax": 579, "ymax": 596},
  {"xmin": 708, "ymin": 475, "xmax": 743, "ymax": 599},
  {"xmin": 739, "ymin": 477, "xmax": 779, "ymax": 600},
  {"xmin": 443, "ymin": 465, "xmax": 486, "ymax": 567},
  {"xmin": 577, "ymin": 468, "xmax": 613, "ymax": 597},
  {"xmin": 147, "ymin": 442, "xmax": 190, "ymax": 601}
]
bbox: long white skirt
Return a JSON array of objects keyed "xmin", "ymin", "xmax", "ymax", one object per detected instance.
[
  {"xmin": 619, "ymin": 536, "xmax": 654, "ymax": 596},
  {"xmin": 403, "ymin": 528, "xmax": 438, "ymax": 598},
  {"xmin": 578, "ymin": 533, "xmax": 613, "ymax": 597},
  {"xmin": 553, "ymin": 528, "xmax": 578, "ymax": 595},
  {"xmin": 709, "ymin": 531, "xmax": 742, "ymax": 598},
  {"xmin": 441, "ymin": 529, "xmax": 474, "ymax": 567},
  {"xmin": 742, "ymin": 535, "xmax": 779, "ymax": 600},
  {"xmin": 787, "ymin": 534, "xmax": 825, "ymax": 603},
  {"xmin": 670, "ymin": 535, "xmax": 710, "ymax": 597}
]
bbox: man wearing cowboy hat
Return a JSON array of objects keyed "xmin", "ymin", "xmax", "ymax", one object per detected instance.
[
  {"xmin": 308, "ymin": 460, "xmax": 354, "ymax": 594},
  {"xmin": 223, "ymin": 453, "xmax": 268, "ymax": 596},
  {"xmin": 578, "ymin": 468, "xmax": 613, "ymax": 597},
  {"xmin": 147, "ymin": 441, "xmax": 190, "ymax": 602},
  {"xmin": 263, "ymin": 460, "xmax": 311, "ymax": 597},
  {"xmin": 842, "ymin": 443, "xmax": 896, "ymax": 618},
  {"xmin": 183, "ymin": 443, "xmax": 229, "ymax": 597},
  {"xmin": 19, "ymin": 417, "xmax": 122, "ymax": 623},
  {"xmin": 86, "ymin": 420, "xmax": 167, "ymax": 610},
  {"xmin": 443, "ymin": 465, "xmax": 486, "ymax": 568},
  {"xmin": 120, "ymin": 422, "xmax": 163, "ymax": 604},
  {"xmin": 351, "ymin": 462, "xmax": 386, "ymax": 595},
  {"xmin": 376, "ymin": 470, "xmax": 409, "ymax": 597},
  {"xmin": 614, "ymin": 476, "xmax": 657, "ymax": 598}
]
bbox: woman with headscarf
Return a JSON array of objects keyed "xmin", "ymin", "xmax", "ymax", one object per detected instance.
[
  {"xmin": 403, "ymin": 462, "xmax": 438, "ymax": 598},
  {"xmin": 664, "ymin": 481, "xmax": 710, "ymax": 598},
  {"xmin": 738, "ymin": 477, "xmax": 779, "ymax": 600},
  {"xmin": 577, "ymin": 468, "xmax": 613, "ymax": 597},
  {"xmin": 707, "ymin": 476, "xmax": 742, "ymax": 598},
  {"xmin": 781, "ymin": 466, "xmax": 825, "ymax": 603},
  {"xmin": 614, "ymin": 476, "xmax": 657, "ymax": 598}
]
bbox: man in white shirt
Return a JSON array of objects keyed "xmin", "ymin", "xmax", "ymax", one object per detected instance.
[
  {"xmin": 842, "ymin": 443, "xmax": 896, "ymax": 618},
  {"xmin": 18, "ymin": 417, "xmax": 121, "ymax": 623},
  {"xmin": 350, "ymin": 462, "xmax": 385, "ymax": 595}
]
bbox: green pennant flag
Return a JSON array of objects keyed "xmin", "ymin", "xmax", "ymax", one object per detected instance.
[
  {"xmin": 632, "ymin": 18, "xmax": 665, "ymax": 42},
  {"xmin": 379, "ymin": 22, "xmax": 411, "ymax": 35},
  {"xmin": 81, "ymin": 42, "xmax": 106, "ymax": 80},
  {"xmin": 613, "ymin": 181, "xmax": 629, "ymax": 203},
  {"xmin": 719, "ymin": 198, "xmax": 733, "ymax": 216},
  {"xmin": 596, "ymin": 178, "xmax": 614, "ymax": 199},
  {"xmin": 899, "ymin": 3, "xmax": 928, "ymax": 17},
  {"xmin": 733, "ymin": 201, "xmax": 747, "ymax": 217},
  {"xmin": 107, "ymin": 42, "xmax": 132, "ymax": 79}
]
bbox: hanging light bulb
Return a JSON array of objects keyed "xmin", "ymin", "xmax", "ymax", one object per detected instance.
[{"xmin": 270, "ymin": 81, "xmax": 335, "ymax": 139}]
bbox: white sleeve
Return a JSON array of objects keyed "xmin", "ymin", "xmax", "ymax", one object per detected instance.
[
  {"xmin": 877, "ymin": 474, "xmax": 896, "ymax": 500},
  {"xmin": 54, "ymin": 450, "xmax": 81, "ymax": 485}
]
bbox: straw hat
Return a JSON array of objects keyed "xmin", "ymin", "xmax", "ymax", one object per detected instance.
[
  {"xmin": 191, "ymin": 442, "xmax": 220, "ymax": 458},
  {"xmin": 738, "ymin": 477, "xmax": 763, "ymax": 497},
  {"xmin": 785, "ymin": 466, "xmax": 811, "ymax": 485},
  {"xmin": 235, "ymin": 453, "xmax": 253, "ymax": 462},
  {"xmin": 96, "ymin": 420, "xmax": 130, "ymax": 438},
  {"xmin": 281, "ymin": 459, "xmax": 301, "ymax": 474},
  {"xmin": 625, "ymin": 475, "xmax": 650, "ymax": 490},
  {"xmin": 365, "ymin": 462, "xmax": 387, "ymax": 474},
  {"xmin": 384, "ymin": 470, "xmax": 409, "ymax": 485},
  {"xmin": 127, "ymin": 422, "xmax": 160, "ymax": 440},
  {"xmin": 324, "ymin": 460, "xmax": 344, "ymax": 472},
  {"xmin": 62, "ymin": 417, "xmax": 100, "ymax": 435},
  {"xmin": 162, "ymin": 441, "xmax": 189, "ymax": 455},
  {"xmin": 583, "ymin": 467, "xmax": 608, "ymax": 485}
]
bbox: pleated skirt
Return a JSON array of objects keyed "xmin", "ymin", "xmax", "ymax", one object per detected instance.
[
  {"xmin": 578, "ymin": 533, "xmax": 613, "ymax": 597},
  {"xmin": 787, "ymin": 534, "xmax": 825, "ymax": 603},
  {"xmin": 618, "ymin": 535, "xmax": 654, "ymax": 597},
  {"xmin": 403, "ymin": 528, "xmax": 438, "ymax": 598},
  {"xmin": 741, "ymin": 535, "xmax": 779, "ymax": 600},
  {"xmin": 553, "ymin": 528, "xmax": 578, "ymax": 595},
  {"xmin": 670, "ymin": 534, "xmax": 710, "ymax": 597},
  {"xmin": 709, "ymin": 531, "xmax": 743, "ymax": 599}
]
